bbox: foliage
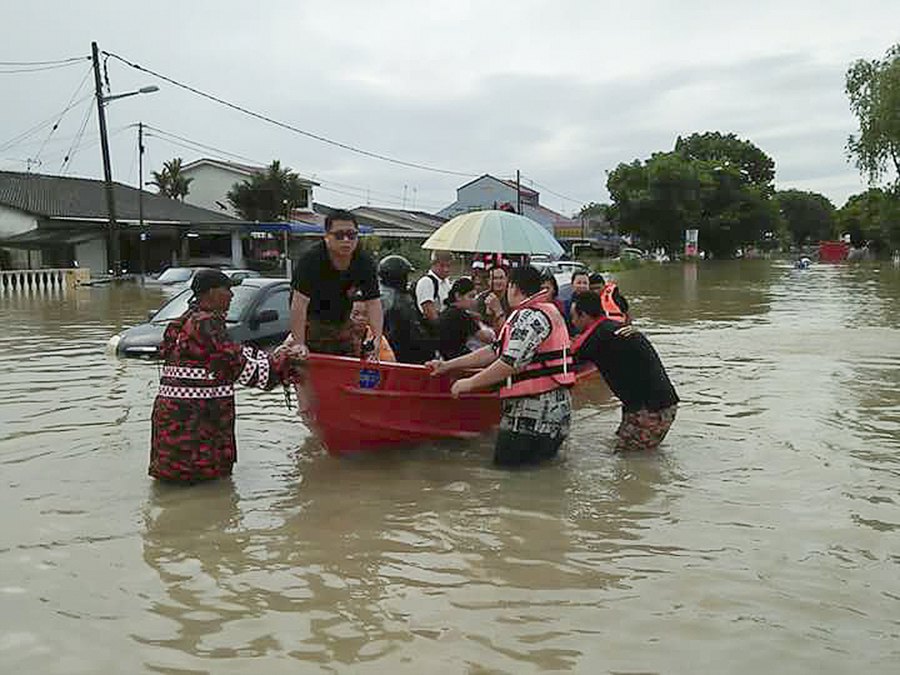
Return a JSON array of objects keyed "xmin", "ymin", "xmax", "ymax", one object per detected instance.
[
  {"xmin": 775, "ymin": 190, "xmax": 836, "ymax": 245},
  {"xmin": 366, "ymin": 237, "xmax": 431, "ymax": 270},
  {"xmin": 150, "ymin": 157, "xmax": 193, "ymax": 201},
  {"xmin": 835, "ymin": 188, "xmax": 900, "ymax": 250},
  {"xmin": 675, "ymin": 131, "xmax": 776, "ymax": 196},
  {"xmin": 606, "ymin": 136, "xmax": 780, "ymax": 258},
  {"xmin": 845, "ymin": 43, "xmax": 900, "ymax": 187},
  {"xmin": 227, "ymin": 160, "xmax": 308, "ymax": 222}
]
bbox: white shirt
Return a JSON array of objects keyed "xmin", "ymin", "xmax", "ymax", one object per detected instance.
[{"xmin": 415, "ymin": 270, "xmax": 451, "ymax": 314}]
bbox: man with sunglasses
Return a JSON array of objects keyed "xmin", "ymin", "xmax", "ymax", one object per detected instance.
[{"xmin": 290, "ymin": 210, "xmax": 383, "ymax": 358}]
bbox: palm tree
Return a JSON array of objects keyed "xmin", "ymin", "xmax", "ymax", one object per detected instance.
[{"xmin": 150, "ymin": 158, "xmax": 193, "ymax": 201}]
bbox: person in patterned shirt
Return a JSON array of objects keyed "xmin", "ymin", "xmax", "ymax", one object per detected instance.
[
  {"xmin": 150, "ymin": 270, "xmax": 306, "ymax": 483},
  {"xmin": 428, "ymin": 266, "xmax": 574, "ymax": 467}
]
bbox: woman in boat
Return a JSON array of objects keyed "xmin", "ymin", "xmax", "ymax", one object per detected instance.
[
  {"xmin": 476, "ymin": 264, "xmax": 510, "ymax": 333},
  {"xmin": 438, "ymin": 277, "xmax": 496, "ymax": 360},
  {"xmin": 429, "ymin": 265, "xmax": 574, "ymax": 468},
  {"xmin": 150, "ymin": 270, "xmax": 305, "ymax": 483},
  {"xmin": 540, "ymin": 272, "xmax": 566, "ymax": 316}
]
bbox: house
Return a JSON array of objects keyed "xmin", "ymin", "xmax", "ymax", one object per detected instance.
[
  {"xmin": 437, "ymin": 174, "xmax": 579, "ymax": 235},
  {"xmin": 350, "ymin": 206, "xmax": 446, "ymax": 239},
  {"xmin": 0, "ymin": 171, "xmax": 241, "ymax": 274},
  {"xmin": 180, "ymin": 158, "xmax": 319, "ymax": 218}
]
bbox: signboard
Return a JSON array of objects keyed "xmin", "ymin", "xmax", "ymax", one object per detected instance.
[{"xmin": 684, "ymin": 229, "xmax": 699, "ymax": 258}]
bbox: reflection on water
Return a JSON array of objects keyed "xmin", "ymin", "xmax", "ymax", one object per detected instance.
[{"xmin": 2, "ymin": 262, "xmax": 899, "ymax": 673}]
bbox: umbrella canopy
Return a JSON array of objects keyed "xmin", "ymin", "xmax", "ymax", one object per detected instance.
[{"xmin": 422, "ymin": 210, "xmax": 564, "ymax": 257}]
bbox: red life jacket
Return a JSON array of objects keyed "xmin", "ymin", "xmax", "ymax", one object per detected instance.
[{"xmin": 497, "ymin": 290, "xmax": 575, "ymax": 398}]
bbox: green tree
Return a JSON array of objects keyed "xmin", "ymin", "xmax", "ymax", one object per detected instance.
[
  {"xmin": 775, "ymin": 190, "xmax": 836, "ymax": 245},
  {"xmin": 836, "ymin": 188, "xmax": 900, "ymax": 250},
  {"xmin": 227, "ymin": 160, "xmax": 308, "ymax": 222},
  {"xmin": 607, "ymin": 138, "xmax": 779, "ymax": 258},
  {"xmin": 675, "ymin": 131, "xmax": 776, "ymax": 196},
  {"xmin": 845, "ymin": 43, "xmax": 900, "ymax": 186},
  {"xmin": 150, "ymin": 157, "xmax": 193, "ymax": 201}
]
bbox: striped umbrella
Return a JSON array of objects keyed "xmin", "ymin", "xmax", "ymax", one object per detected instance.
[{"xmin": 422, "ymin": 210, "xmax": 564, "ymax": 257}]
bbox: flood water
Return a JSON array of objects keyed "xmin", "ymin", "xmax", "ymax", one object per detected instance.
[{"xmin": 1, "ymin": 261, "xmax": 899, "ymax": 674}]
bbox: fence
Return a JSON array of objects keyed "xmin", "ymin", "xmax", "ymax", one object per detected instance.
[{"xmin": 0, "ymin": 268, "xmax": 91, "ymax": 295}]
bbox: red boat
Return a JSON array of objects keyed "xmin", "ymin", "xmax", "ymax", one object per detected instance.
[{"xmin": 301, "ymin": 354, "xmax": 595, "ymax": 455}]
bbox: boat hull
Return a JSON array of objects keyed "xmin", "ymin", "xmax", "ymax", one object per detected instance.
[{"xmin": 301, "ymin": 354, "xmax": 502, "ymax": 455}]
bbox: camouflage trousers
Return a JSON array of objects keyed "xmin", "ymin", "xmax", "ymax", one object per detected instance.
[{"xmin": 615, "ymin": 404, "xmax": 677, "ymax": 452}]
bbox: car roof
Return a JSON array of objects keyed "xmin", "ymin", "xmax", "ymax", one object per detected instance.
[{"xmin": 234, "ymin": 277, "xmax": 290, "ymax": 289}]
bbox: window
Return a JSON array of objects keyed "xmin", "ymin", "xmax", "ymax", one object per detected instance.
[{"xmin": 254, "ymin": 288, "xmax": 290, "ymax": 319}]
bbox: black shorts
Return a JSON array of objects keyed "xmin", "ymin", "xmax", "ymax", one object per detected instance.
[{"xmin": 493, "ymin": 430, "xmax": 563, "ymax": 468}]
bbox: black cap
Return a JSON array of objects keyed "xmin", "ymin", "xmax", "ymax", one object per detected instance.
[
  {"xmin": 191, "ymin": 269, "xmax": 239, "ymax": 296},
  {"xmin": 589, "ymin": 272, "xmax": 605, "ymax": 286}
]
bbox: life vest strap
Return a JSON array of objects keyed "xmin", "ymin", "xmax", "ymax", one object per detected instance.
[{"xmin": 510, "ymin": 362, "xmax": 576, "ymax": 384}]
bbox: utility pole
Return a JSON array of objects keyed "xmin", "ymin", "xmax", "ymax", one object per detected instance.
[
  {"xmin": 138, "ymin": 121, "xmax": 146, "ymax": 280},
  {"xmin": 92, "ymin": 41, "xmax": 120, "ymax": 276},
  {"xmin": 515, "ymin": 169, "xmax": 522, "ymax": 215}
]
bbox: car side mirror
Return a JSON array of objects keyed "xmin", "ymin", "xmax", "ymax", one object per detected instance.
[{"xmin": 250, "ymin": 309, "xmax": 279, "ymax": 329}]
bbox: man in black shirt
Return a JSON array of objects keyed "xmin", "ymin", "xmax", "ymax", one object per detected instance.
[
  {"xmin": 570, "ymin": 292, "xmax": 678, "ymax": 452},
  {"xmin": 290, "ymin": 211, "xmax": 383, "ymax": 357}
]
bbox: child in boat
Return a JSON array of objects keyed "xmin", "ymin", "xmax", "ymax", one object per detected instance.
[
  {"xmin": 349, "ymin": 298, "xmax": 396, "ymax": 361},
  {"xmin": 438, "ymin": 277, "xmax": 495, "ymax": 359}
]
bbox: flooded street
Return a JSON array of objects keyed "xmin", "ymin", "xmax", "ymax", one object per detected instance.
[{"xmin": 1, "ymin": 261, "xmax": 899, "ymax": 673}]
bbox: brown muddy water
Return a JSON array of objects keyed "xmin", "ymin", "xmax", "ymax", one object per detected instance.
[{"xmin": 1, "ymin": 261, "xmax": 899, "ymax": 674}]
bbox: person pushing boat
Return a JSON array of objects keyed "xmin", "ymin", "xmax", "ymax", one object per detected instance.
[
  {"xmin": 569, "ymin": 291, "xmax": 678, "ymax": 452},
  {"xmin": 428, "ymin": 265, "xmax": 574, "ymax": 467},
  {"xmin": 150, "ymin": 270, "xmax": 305, "ymax": 483}
]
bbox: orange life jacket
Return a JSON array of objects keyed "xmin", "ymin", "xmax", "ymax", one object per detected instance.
[
  {"xmin": 497, "ymin": 290, "xmax": 575, "ymax": 398},
  {"xmin": 600, "ymin": 283, "xmax": 627, "ymax": 324}
]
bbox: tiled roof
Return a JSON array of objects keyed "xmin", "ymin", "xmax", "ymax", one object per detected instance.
[{"xmin": 0, "ymin": 171, "xmax": 237, "ymax": 223}]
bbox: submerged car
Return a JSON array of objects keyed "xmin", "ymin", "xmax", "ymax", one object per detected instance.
[{"xmin": 109, "ymin": 277, "xmax": 291, "ymax": 359}]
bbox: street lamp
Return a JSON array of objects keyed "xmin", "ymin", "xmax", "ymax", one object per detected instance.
[{"xmin": 92, "ymin": 40, "xmax": 160, "ymax": 277}]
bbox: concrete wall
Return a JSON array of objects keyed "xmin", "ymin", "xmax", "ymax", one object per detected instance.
[
  {"xmin": 74, "ymin": 237, "xmax": 107, "ymax": 276},
  {"xmin": 0, "ymin": 204, "xmax": 41, "ymax": 269},
  {"xmin": 181, "ymin": 164, "xmax": 247, "ymax": 217}
]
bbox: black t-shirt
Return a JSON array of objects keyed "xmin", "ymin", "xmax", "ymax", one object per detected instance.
[
  {"xmin": 291, "ymin": 241, "xmax": 380, "ymax": 324},
  {"xmin": 438, "ymin": 306, "xmax": 479, "ymax": 360},
  {"xmin": 577, "ymin": 321, "xmax": 679, "ymax": 413}
]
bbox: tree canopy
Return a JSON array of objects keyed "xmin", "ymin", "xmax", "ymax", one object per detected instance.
[
  {"xmin": 150, "ymin": 158, "xmax": 193, "ymax": 201},
  {"xmin": 775, "ymin": 190, "xmax": 835, "ymax": 245},
  {"xmin": 606, "ymin": 134, "xmax": 779, "ymax": 257},
  {"xmin": 227, "ymin": 160, "xmax": 309, "ymax": 222},
  {"xmin": 835, "ymin": 188, "xmax": 900, "ymax": 250},
  {"xmin": 845, "ymin": 43, "xmax": 900, "ymax": 187}
]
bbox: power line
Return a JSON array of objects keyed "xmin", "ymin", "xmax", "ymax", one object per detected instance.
[
  {"xmin": 103, "ymin": 50, "xmax": 476, "ymax": 178},
  {"xmin": 34, "ymin": 66, "xmax": 94, "ymax": 163},
  {"xmin": 0, "ymin": 57, "xmax": 89, "ymax": 66},
  {"xmin": 60, "ymin": 101, "xmax": 95, "ymax": 174},
  {"xmin": 142, "ymin": 125, "xmax": 446, "ymax": 209},
  {"xmin": 520, "ymin": 175, "xmax": 592, "ymax": 206},
  {"xmin": 0, "ymin": 59, "xmax": 91, "ymax": 74}
]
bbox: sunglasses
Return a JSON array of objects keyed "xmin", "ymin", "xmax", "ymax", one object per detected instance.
[{"xmin": 329, "ymin": 229, "xmax": 359, "ymax": 241}]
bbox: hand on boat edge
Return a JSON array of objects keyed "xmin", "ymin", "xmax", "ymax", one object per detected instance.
[{"xmin": 450, "ymin": 378, "xmax": 473, "ymax": 398}]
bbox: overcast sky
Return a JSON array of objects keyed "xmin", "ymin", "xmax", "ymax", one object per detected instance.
[{"xmin": 2, "ymin": 1, "xmax": 899, "ymax": 215}]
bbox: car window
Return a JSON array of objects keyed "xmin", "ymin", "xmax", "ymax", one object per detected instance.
[
  {"xmin": 157, "ymin": 268, "xmax": 193, "ymax": 283},
  {"xmin": 151, "ymin": 284, "xmax": 259, "ymax": 323},
  {"xmin": 254, "ymin": 288, "xmax": 290, "ymax": 318}
]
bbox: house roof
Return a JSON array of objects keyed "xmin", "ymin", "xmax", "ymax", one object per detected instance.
[
  {"xmin": 351, "ymin": 205, "xmax": 447, "ymax": 236},
  {"xmin": 454, "ymin": 173, "xmax": 539, "ymax": 198},
  {"xmin": 0, "ymin": 171, "xmax": 239, "ymax": 223},
  {"xmin": 180, "ymin": 158, "xmax": 320, "ymax": 186}
]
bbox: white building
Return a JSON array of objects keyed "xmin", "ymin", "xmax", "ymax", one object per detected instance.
[
  {"xmin": 180, "ymin": 158, "xmax": 318, "ymax": 218},
  {"xmin": 437, "ymin": 174, "xmax": 577, "ymax": 233}
]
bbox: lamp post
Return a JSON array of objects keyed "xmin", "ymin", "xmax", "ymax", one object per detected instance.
[{"xmin": 91, "ymin": 41, "xmax": 158, "ymax": 277}]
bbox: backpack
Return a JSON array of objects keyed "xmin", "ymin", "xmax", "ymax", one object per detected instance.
[{"xmin": 418, "ymin": 272, "xmax": 440, "ymax": 315}]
